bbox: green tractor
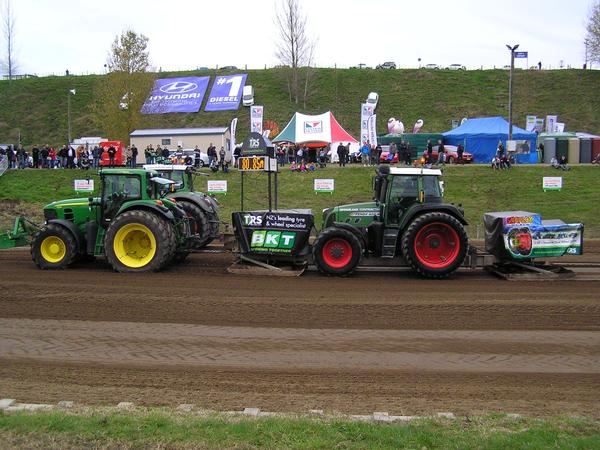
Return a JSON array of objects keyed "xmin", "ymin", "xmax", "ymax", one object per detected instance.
[
  {"xmin": 314, "ymin": 165, "xmax": 468, "ymax": 278},
  {"xmin": 143, "ymin": 164, "xmax": 220, "ymax": 248},
  {"xmin": 30, "ymin": 168, "xmax": 193, "ymax": 272}
]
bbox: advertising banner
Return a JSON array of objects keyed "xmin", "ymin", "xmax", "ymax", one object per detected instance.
[
  {"xmin": 546, "ymin": 115, "xmax": 558, "ymax": 133},
  {"xmin": 514, "ymin": 51, "xmax": 528, "ymax": 58},
  {"xmin": 555, "ymin": 122, "xmax": 565, "ymax": 133},
  {"xmin": 205, "ymin": 74, "xmax": 247, "ymax": 111},
  {"xmin": 207, "ymin": 180, "xmax": 228, "ymax": 194},
  {"xmin": 367, "ymin": 114, "xmax": 377, "ymax": 146},
  {"xmin": 232, "ymin": 211, "xmax": 314, "ymax": 256},
  {"xmin": 360, "ymin": 103, "xmax": 374, "ymax": 145},
  {"xmin": 141, "ymin": 77, "xmax": 209, "ymax": 114},
  {"xmin": 525, "ymin": 115, "xmax": 537, "ymax": 131},
  {"xmin": 230, "ymin": 117, "xmax": 238, "ymax": 153},
  {"xmin": 250, "ymin": 105, "xmax": 264, "ymax": 134},
  {"xmin": 534, "ymin": 118, "xmax": 544, "ymax": 133},
  {"xmin": 314, "ymin": 178, "xmax": 334, "ymax": 193},
  {"xmin": 484, "ymin": 211, "xmax": 583, "ymax": 260}
]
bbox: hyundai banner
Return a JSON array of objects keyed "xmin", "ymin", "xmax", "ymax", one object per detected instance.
[
  {"xmin": 367, "ymin": 114, "xmax": 377, "ymax": 146},
  {"xmin": 205, "ymin": 74, "xmax": 247, "ymax": 111},
  {"xmin": 141, "ymin": 77, "xmax": 209, "ymax": 114},
  {"xmin": 250, "ymin": 105, "xmax": 264, "ymax": 134}
]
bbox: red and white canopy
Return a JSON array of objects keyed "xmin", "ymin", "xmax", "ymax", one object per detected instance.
[{"xmin": 273, "ymin": 111, "xmax": 357, "ymax": 145}]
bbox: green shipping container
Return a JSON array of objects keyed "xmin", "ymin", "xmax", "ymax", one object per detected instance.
[{"xmin": 556, "ymin": 139, "xmax": 569, "ymax": 161}]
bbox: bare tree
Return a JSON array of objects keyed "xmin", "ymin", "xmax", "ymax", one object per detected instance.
[
  {"xmin": 586, "ymin": 1, "xmax": 600, "ymax": 66},
  {"xmin": 1, "ymin": 0, "xmax": 18, "ymax": 79},
  {"xmin": 274, "ymin": 0, "xmax": 316, "ymax": 105}
]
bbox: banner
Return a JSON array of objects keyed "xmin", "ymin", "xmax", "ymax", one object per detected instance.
[
  {"xmin": 360, "ymin": 103, "xmax": 374, "ymax": 145},
  {"xmin": 534, "ymin": 118, "xmax": 544, "ymax": 133},
  {"xmin": 74, "ymin": 179, "xmax": 94, "ymax": 191},
  {"xmin": 207, "ymin": 180, "xmax": 228, "ymax": 194},
  {"xmin": 205, "ymin": 74, "xmax": 247, "ymax": 111},
  {"xmin": 543, "ymin": 177, "xmax": 562, "ymax": 191},
  {"xmin": 250, "ymin": 105, "xmax": 264, "ymax": 134},
  {"xmin": 525, "ymin": 115, "xmax": 537, "ymax": 131},
  {"xmin": 514, "ymin": 51, "xmax": 528, "ymax": 58},
  {"xmin": 314, "ymin": 178, "xmax": 335, "ymax": 193},
  {"xmin": 555, "ymin": 122, "xmax": 565, "ymax": 133},
  {"xmin": 141, "ymin": 77, "xmax": 209, "ymax": 114},
  {"xmin": 230, "ymin": 117, "xmax": 238, "ymax": 153},
  {"xmin": 546, "ymin": 115, "xmax": 557, "ymax": 133},
  {"xmin": 367, "ymin": 114, "xmax": 377, "ymax": 146}
]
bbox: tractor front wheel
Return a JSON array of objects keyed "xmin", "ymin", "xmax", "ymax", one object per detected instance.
[
  {"xmin": 31, "ymin": 224, "xmax": 78, "ymax": 269},
  {"xmin": 105, "ymin": 210, "xmax": 176, "ymax": 272},
  {"xmin": 401, "ymin": 212, "xmax": 468, "ymax": 278},
  {"xmin": 313, "ymin": 227, "xmax": 362, "ymax": 276}
]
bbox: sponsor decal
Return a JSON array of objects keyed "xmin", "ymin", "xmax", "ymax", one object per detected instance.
[
  {"xmin": 205, "ymin": 74, "xmax": 248, "ymax": 111},
  {"xmin": 141, "ymin": 76, "xmax": 209, "ymax": 114},
  {"xmin": 251, "ymin": 230, "xmax": 296, "ymax": 249},
  {"xmin": 304, "ymin": 121, "xmax": 323, "ymax": 133}
]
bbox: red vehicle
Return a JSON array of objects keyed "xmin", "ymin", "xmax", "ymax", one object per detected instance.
[
  {"xmin": 99, "ymin": 141, "xmax": 126, "ymax": 166},
  {"xmin": 379, "ymin": 151, "xmax": 399, "ymax": 163},
  {"xmin": 422, "ymin": 145, "xmax": 474, "ymax": 164}
]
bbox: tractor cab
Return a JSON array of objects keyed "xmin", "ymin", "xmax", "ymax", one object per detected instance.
[
  {"xmin": 373, "ymin": 166, "xmax": 444, "ymax": 226},
  {"xmin": 143, "ymin": 164, "xmax": 193, "ymax": 191}
]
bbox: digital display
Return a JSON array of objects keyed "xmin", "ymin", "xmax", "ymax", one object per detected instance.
[{"xmin": 239, "ymin": 156, "xmax": 267, "ymax": 171}]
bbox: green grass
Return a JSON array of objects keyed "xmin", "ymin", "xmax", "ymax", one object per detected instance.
[
  {"xmin": 1, "ymin": 68, "xmax": 600, "ymax": 147},
  {"xmin": 1, "ymin": 165, "xmax": 599, "ymax": 237},
  {"xmin": 1, "ymin": 410, "xmax": 599, "ymax": 449}
]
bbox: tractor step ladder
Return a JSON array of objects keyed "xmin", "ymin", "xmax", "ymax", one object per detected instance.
[
  {"xmin": 94, "ymin": 228, "xmax": 106, "ymax": 256},
  {"xmin": 381, "ymin": 228, "xmax": 399, "ymax": 258}
]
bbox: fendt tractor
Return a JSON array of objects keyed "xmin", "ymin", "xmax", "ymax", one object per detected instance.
[
  {"xmin": 142, "ymin": 164, "xmax": 220, "ymax": 248},
  {"xmin": 30, "ymin": 168, "xmax": 196, "ymax": 272},
  {"xmin": 313, "ymin": 166, "xmax": 468, "ymax": 277}
]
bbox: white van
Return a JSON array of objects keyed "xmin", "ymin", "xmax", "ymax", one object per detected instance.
[
  {"xmin": 366, "ymin": 92, "xmax": 379, "ymax": 109},
  {"xmin": 242, "ymin": 85, "xmax": 254, "ymax": 106}
]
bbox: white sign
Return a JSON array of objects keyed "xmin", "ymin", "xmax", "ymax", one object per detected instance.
[
  {"xmin": 555, "ymin": 122, "xmax": 565, "ymax": 133},
  {"xmin": 543, "ymin": 177, "xmax": 562, "ymax": 191},
  {"xmin": 360, "ymin": 103, "xmax": 374, "ymax": 144},
  {"xmin": 74, "ymin": 179, "xmax": 94, "ymax": 191},
  {"xmin": 207, "ymin": 180, "xmax": 228, "ymax": 194},
  {"xmin": 314, "ymin": 178, "xmax": 334, "ymax": 193},
  {"xmin": 546, "ymin": 115, "xmax": 557, "ymax": 133},
  {"xmin": 525, "ymin": 115, "xmax": 536, "ymax": 131},
  {"xmin": 367, "ymin": 114, "xmax": 378, "ymax": 146}
]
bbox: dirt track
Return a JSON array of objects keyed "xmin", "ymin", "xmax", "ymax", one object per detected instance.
[{"xmin": 1, "ymin": 248, "xmax": 600, "ymax": 417}]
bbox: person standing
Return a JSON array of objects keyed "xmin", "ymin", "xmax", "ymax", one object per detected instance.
[
  {"xmin": 32, "ymin": 146, "xmax": 40, "ymax": 168},
  {"xmin": 437, "ymin": 140, "xmax": 446, "ymax": 165},
  {"xmin": 107, "ymin": 144, "xmax": 116, "ymax": 168},
  {"xmin": 337, "ymin": 142, "xmax": 346, "ymax": 167},
  {"xmin": 125, "ymin": 146, "xmax": 132, "ymax": 168},
  {"xmin": 49, "ymin": 147, "xmax": 57, "ymax": 168},
  {"xmin": 426, "ymin": 139, "xmax": 433, "ymax": 164},
  {"xmin": 17, "ymin": 145, "xmax": 26, "ymax": 169},
  {"xmin": 207, "ymin": 143, "xmax": 216, "ymax": 166},
  {"xmin": 389, "ymin": 142, "xmax": 397, "ymax": 162},
  {"xmin": 131, "ymin": 144, "xmax": 138, "ymax": 167},
  {"xmin": 369, "ymin": 143, "xmax": 378, "ymax": 166},
  {"xmin": 40, "ymin": 145, "xmax": 50, "ymax": 168},
  {"xmin": 360, "ymin": 141, "xmax": 370, "ymax": 166},
  {"xmin": 456, "ymin": 143, "xmax": 464, "ymax": 164},
  {"xmin": 144, "ymin": 144, "xmax": 154, "ymax": 164}
]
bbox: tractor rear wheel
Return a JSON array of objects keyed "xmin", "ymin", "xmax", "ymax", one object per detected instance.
[
  {"xmin": 313, "ymin": 227, "xmax": 362, "ymax": 276},
  {"xmin": 178, "ymin": 200, "xmax": 211, "ymax": 249},
  {"xmin": 105, "ymin": 210, "xmax": 176, "ymax": 272},
  {"xmin": 31, "ymin": 224, "xmax": 78, "ymax": 269},
  {"xmin": 401, "ymin": 212, "xmax": 468, "ymax": 278}
]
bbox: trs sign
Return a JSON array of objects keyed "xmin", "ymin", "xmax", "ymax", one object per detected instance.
[
  {"xmin": 514, "ymin": 51, "xmax": 528, "ymax": 58},
  {"xmin": 251, "ymin": 230, "xmax": 296, "ymax": 249}
]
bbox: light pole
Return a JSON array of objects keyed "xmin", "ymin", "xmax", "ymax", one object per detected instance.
[
  {"xmin": 67, "ymin": 89, "xmax": 76, "ymax": 144},
  {"xmin": 584, "ymin": 39, "xmax": 589, "ymax": 69},
  {"xmin": 506, "ymin": 44, "xmax": 519, "ymax": 146}
]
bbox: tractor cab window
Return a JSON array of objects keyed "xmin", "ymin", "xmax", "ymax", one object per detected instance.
[
  {"xmin": 102, "ymin": 175, "xmax": 141, "ymax": 221},
  {"xmin": 422, "ymin": 175, "xmax": 442, "ymax": 199},
  {"xmin": 387, "ymin": 175, "xmax": 418, "ymax": 223},
  {"xmin": 158, "ymin": 170, "xmax": 185, "ymax": 190}
]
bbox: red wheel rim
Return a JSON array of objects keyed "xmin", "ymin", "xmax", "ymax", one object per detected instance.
[
  {"xmin": 322, "ymin": 238, "xmax": 353, "ymax": 269},
  {"xmin": 413, "ymin": 222, "xmax": 460, "ymax": 269}
]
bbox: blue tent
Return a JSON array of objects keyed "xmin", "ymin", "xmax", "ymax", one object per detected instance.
[{"xmin": 443, "ymin": 117, "xmax": 538, "ymax": 164}]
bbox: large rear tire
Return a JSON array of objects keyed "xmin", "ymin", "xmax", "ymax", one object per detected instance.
[
  {"xmin": 178, "ymin": 200, "xmax": 211, "ymax": 249},
  {"xmin": 105, "ymin": 210, "xmax": 176, "ymax": 272},
  {"xmin": 31, "ymin": 224, "xmax": 78, "ymax": 269},
  {"xmin": 401, "ymin": 212, "xmax": 468, "ymax": 278},
  {"xmin": 313, "ymin": 227, "xmax": 362, "ymax": 276}
]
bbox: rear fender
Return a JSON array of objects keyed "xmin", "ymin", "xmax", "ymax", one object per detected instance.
[
  {"xmin": 118, "ymin": 203, "xmax": 175, "ymax": 222},
  {"xmin": 399, "ymin": 204, "xmax": 468, "ymax": 231},
  {"xmin": 171, "ymin": 192, "xmax": 217, "ymax": 215}
]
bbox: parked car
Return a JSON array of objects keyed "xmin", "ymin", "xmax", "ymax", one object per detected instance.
[
  {"xmin": 169, "ymin": 149, "xmax": 210, "ymax": 167},
  {"xmin": 220, "ymin": 65, "xmax": 238, "ymax": 70},
  {"xmin": 366, "ymin": 92, "xmax": 379, "ymax": 108},
  {"xmin": 196, "ymin": 66, "xmax": 210, "ymax": 71},
  {"xmin": 376, "ymin": 61, "xmax": 396, "ymax": 69},
  {"xmin": 379, "ymin": 151, "xmax": 399, "ymax": 164},
  {"xmin": 422, "ymin": 145, "xmax": 473, "ymax": 164},
  {"xmin": 352, "ymin": 63, "xmax": 370, "ymax": 69},
  {"xmin": 423, "ymin": 63, "xmax": 441, "ymax": 70},
  {"xmin": 446, "ymin": 64, "xmax": 466, "ymax": 70},
  {"xmin": 242, "ymin": 85, "xmax": 254, "ymax": 107}
]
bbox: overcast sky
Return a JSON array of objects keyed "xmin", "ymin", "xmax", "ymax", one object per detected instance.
[{"xmin": 5, "ymin": 0, "xmax": 594, "ymax": 75}]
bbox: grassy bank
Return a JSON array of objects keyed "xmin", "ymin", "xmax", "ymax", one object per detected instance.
[
  {"xmin": 1, "ymin": 68, "xmax": 600, "ymax": 146},
  {"xmin": 1, "ymin": 165, "xmax": 599, "ymax": 237},
  {"xmin": 1, "ymin": 410, "xmax": 599, "ymax": 449}
]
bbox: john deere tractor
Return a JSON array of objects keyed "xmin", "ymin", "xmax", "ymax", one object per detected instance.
[
  {"xmin": 143, "ymin": 164, "xmax": 220, "ymax": 248},
  {"xmin": 30, "ymin": 168, "xmax": 193, "ymax": 272},
  {"xmin": 314, "ymin": 165, "xmax": 468, "ymax": 278}
]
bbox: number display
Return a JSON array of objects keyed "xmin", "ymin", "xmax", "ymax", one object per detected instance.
[{"xmin": 239, "ymin": 156, "xmax": 266, "ymax": 171}]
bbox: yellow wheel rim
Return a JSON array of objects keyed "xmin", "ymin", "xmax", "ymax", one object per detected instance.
[
  {"xmin": 40, "ymin": 236, "xmax": 67, "ymax": 263},
  {"xmin": 113, "ymin": 223, "xmax": 157, "ymax": 268}
]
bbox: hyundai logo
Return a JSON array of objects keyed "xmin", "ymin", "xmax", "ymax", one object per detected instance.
[{"xmin": 159, "ymin": 81, "xmax": 198, "ymax": 94}]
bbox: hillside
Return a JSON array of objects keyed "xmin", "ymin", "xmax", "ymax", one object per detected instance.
[{"xmin": 1, "ymin": 68, "xmax": 599, "ymax": 147}]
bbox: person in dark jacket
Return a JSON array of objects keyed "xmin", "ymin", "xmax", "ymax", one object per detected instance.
[
  {"xmin": 456, "ymin": 143, "xmax": 464, "ymax": 164},
  {"xmin": 337, "ymin": 142, "xmax": 346, "ymax": 167},
  {"xmin": 107, "ymin": 145, "xmax": 117, "ymax": 168},
  {"xmin": 131, "ymin": 144, "xmax": 138, "ymax": 167},
  {"xmin": 32, "ymin": 146, "xmax": 40, "ymax": 168}
]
